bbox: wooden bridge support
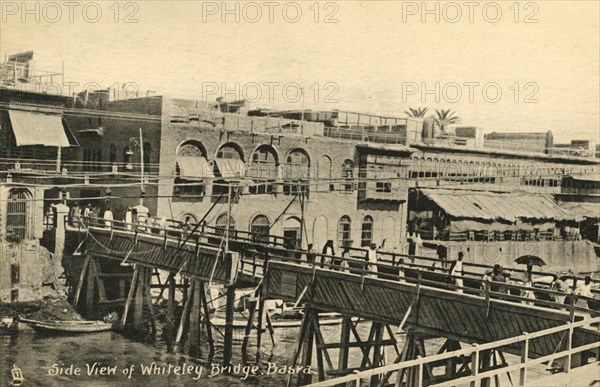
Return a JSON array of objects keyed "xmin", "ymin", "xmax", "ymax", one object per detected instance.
[
  {"xmin": 223, "ymin": 285, "xmax": 236, "ymax": 365},
  {"xmin": 72, "ymin": 254, "xmax": 130, "ymax": 319},
  {"xmin": 287, "ymin": 311, "xmax": 400, "ymax": 386},
  {"xmin": 172, "ymin": 278, "xmax": 215, "ymax": 360},
  {"xmin": 119, "ymin": 265, "xmax": 157, "ymax": 336}
]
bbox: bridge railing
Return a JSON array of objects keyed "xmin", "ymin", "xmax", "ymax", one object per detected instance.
[
  {"xmin": 308, "ymin": 316, "xmax": 600, "ymax": 387},
  {"xmin": 259, "ymin": 249, "xmax": 598, "ymax": 316},
  {"xmin": 73, "ymin": 216, "xmax": 599, "ymax": 314}
]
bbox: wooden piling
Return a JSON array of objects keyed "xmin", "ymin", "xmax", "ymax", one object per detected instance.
[
  {"xmin": 73, "ymin": 255, "xmax": 90, "ymax": 308},
  {"xmin": 189, "ymin": 279, "xmax": 202, "ymax": 356},
  {"xmin": 120, "ymin": 266, "xmax": 139, "ymax": 328},
  {"xmin": 223, "ymin": 285, "xmax": 236, "ymax": 365},
  {"xmin": 133, "ymin": 266, "xmax": 146, "ymax": 332}
]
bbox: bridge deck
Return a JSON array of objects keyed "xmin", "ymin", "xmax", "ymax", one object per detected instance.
[{"xmin": 72, "ymin": 221, "xmax": 599, "ymax": 359}]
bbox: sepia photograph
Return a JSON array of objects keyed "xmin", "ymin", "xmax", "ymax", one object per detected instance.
[{"xmin": 0, "ymin": 1, "xmax": 599, "ymax": 386}]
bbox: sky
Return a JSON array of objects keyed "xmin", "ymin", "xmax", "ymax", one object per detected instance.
[{"xmin": 1, "ymin": 0, "xmax": 599, "ymax": 143}]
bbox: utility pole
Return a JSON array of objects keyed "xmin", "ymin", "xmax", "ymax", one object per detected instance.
[{"xmin": 139, "ymin": 128, "xmax": 144, "ymax": 205}]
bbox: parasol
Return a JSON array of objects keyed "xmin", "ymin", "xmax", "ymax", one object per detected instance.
[{"xmin": 514, "ymin": 255, "xmax": 546, "ymax": 267}]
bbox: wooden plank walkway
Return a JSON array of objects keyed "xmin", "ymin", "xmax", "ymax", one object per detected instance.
[{"xmin": 75, "ymin": 223, "xmax": 598, "ymax": 359}]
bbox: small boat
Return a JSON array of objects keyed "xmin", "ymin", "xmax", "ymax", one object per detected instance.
[{"xmin": 18, "ymin": 318, "xmax": 114, "ymax": 333}]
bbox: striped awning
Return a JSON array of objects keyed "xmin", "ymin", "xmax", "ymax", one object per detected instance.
[
  {"xmin": 176, "ymin": 156, "xmax": 214, "ymax": 180},
  {"xmin": 8, "ymin": 109, "xmax": 71, "ymax": 147},
  {"xmin": 214, "ymin": 159, "xmax": 246, "ymax": 179},
  {"xmin": 420, "ymin": 189, "xmax": 583, "ymax": 222}
]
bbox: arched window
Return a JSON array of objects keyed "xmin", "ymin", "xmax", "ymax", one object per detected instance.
[
  {"xmin": 317, "ymin": 155, "xmax": 332, "ymax": 191},
  {"xmin": 284, "ymin": 148, "xmax": 310, "ymax": 195},
  {"xmin": 248, "ymin": 145, "xmax": 278, "ymax": 194},
  {"xmin": 177, "ymin": 140, "xmax": 206, "ymax": 157},
  {"xmin": 6, "ymin": 188, "xmax": 33, "ymax": 240},
  {"xmin": 215, "ymin": 213, "xmax": 236, "ymax": 236},
  {"xmin": 216, "ymin": 143, "xmax": 244, "ymax": 160},
  {"xmin": 361, "ymin": 215, "xmax": 374, "ymax": 247},
  {"xmin": 109, "ymin": 144, "xmax": 117, "ymax": 164},
  {"xmin": 342, "ymin": 159, "xmax": 354, "ymax": 192},
  {"xmin": 250, "ymin": 215, "xmax": 270, "ymax": 243},
  {"xmin": 182, "ymin": 213, "xmax": 197, "ymax": 224},
  {"xmin": 214, "ymin": 143, "xmax": 245, "ymax": 194},
  {"xmin": 174, "ymin": 141, "xmax": 209, "ymax": 198},
  {"xmin": 338, "ymin": 216, "xmax": 352, "ymax": 247}
]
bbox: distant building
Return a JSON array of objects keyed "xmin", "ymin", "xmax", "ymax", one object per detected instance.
[
  {"xmin": 483, "ymin": 131, "xmax": 553, "ymax": 154},
  {"xmin": 0, "ymin": 88, "xmax": 78, "ymax": 302}
]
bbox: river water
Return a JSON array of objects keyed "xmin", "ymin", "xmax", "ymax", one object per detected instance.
[
  {"xmin": 1, "ymin": 321, "xmax": 404, "ymax": 386},
  {"xmin": 1, "ymin": 319, "xmax": 562, "ymax": 387}
]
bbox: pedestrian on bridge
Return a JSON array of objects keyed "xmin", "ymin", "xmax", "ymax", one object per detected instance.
[
  {"xmin": 449, "ymin": 251, "xmax": 465, "ymax": 293},
  {"xmin": 398, "ymin": 258, "xmax": 406, "ymax": 283},
  {"xmin": 103, "ymin": 207, "xmax": 114, "ymax": 228},
  {"xmin": 366, "ymin": 243, "xmax": 379, "ymax": 278},
  {"xmin": 125, "ymin": 207, "xmax": 133, "ymax": 230},
  {"xmin": 551, "ymin": 274, "xmax": 570, "ymax": 305},
  {"xmin": 321, "ymin": 240, "xmax": 335, "ymax": 269}
]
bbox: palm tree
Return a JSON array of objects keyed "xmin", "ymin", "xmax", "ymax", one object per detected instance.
[
  {"xmin": 404, "ymin": 107, "xmax": 429, "ymax": 118},
  {"xmin": 434, "ymin": 109, "xmax": 460, "ymax": 134}
]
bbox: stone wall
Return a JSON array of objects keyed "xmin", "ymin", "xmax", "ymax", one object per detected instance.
[{"xmin": 436, "ymin": 240, "xmax": 599, "ymax": 274}]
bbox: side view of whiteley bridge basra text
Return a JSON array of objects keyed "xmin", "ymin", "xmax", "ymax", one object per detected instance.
[{"xmin": 0, "ymin": 2, "xmax": 599, "ymax": 387}]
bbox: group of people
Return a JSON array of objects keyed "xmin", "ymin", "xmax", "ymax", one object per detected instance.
[
  {"xmin": 296, "ymin": 240, "xmax": 384, "ymax": 277},
  {"xmin": 445, "ymin": 254, "xmax": 596, "ymax": 308},
  {"xmin": 68, "ymin": 202, "xmax": 104, "ymax": 227}
]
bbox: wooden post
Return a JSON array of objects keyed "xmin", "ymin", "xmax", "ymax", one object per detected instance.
[
  {"xmin": 200, "ymin": 283, "xmax": 215, "ymax": 359},
  {"xmin": 167, "ymin": 274, "xmax": 175, "ymax": 324},
  {"xmin": 85, "ymin": 257, "xmax": 97, "ymax": 313},
  {"xmin": 120, "ymin": 266, "xmax": 139, "ymax": 328},
  {"xmin": 298, "ymin": 309, "xmax": 315, "ymax": 386},
  {"xmin": 241, "ymin": 298, "xmax": 257, "ymax": 356},
  {"xmin": 73, "ymin": 255, "xmax": 90, "ymax": 308},
  {"xmin": 133, "ymin": 266, "xmax": 146, "ymax": 332},
  {"xmin": 174, "ymin": 280, "xmax": 194, "ymax": 350},
  {"xmin": 416, "ymin": 355, "xmax": 423, "ymax": 387},
  {"xmin": 519, "ymin": 335, "xmax": 529, "ymax": 386},
  {"xmin": 371, "ymin": 322, "xmax": 384, "ymax": 386},
  {"xmin": 223, "ymin": 285, "xmax": 236, "ymax": 365},
  {"xmin": 143, "ymin": 269, "xmax": 157, "ymax": 336},
  {"xmin": 256, "ymin": 281, "xmax": 266, "ymax": 357},
  {"xmin": 338, "ymin": 317, "xmax": 352, "ymax": 372},
  {"xmin": 470, "ymin": 344, "xmax": 479, "ymax": 387},
  {"xmin": 566, "ymin": 324, "xmax": 573, "ymax": 373},
  {"xmin": 286, "ymin": 309, "xmax": 311, "ymax": 387},
  {"xmin": 480, "ymin": 349, "xmax": 492, "ymax": 387},
  {"xmin": 188, "ymin": 279, "xmax": 202, "ymax": 357}
]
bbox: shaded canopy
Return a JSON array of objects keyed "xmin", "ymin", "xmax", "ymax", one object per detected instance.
[{"xmin": 420, "ymin": 189, "xmax": 583, "ymax": 223}]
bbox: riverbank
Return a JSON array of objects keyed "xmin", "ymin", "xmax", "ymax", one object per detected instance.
[{"xmin": 0, "ymin": 296, "xmax": 82, "ymax": 331}]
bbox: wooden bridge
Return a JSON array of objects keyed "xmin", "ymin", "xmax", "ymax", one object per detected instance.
[{"xmin": 67, "ymin": 217, "xmax": 599, "ymax": 386}]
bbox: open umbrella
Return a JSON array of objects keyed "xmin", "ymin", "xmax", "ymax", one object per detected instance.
[{"xmin": 514, "ymin": 255, "xmax": 546, "ymax": 267}]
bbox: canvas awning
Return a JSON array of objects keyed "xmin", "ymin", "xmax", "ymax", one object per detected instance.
[
  {"xmin": 420, "ymin": 189, "xmax": 583, "ymax": 223},
  {"xmin": 558, "ymin": 201, "xmax": 600, "ymax": 220},
  {"xmin": 8, "ymin": 109, "xmax": 71, "ymax": 147},
  {"xmin": 176, "ymin": 156, "xmax": 214, "ymax": 180},
  {"xmin": 214, "ymin": 159, "xmax": 246, "ymax": 179}
]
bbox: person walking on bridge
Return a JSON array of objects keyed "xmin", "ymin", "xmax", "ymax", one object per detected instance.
[
  {"xmin": 449, "ymin": 252, "xmax": 465, "ymax": 293},
  {"xmin": 366, "ymin": 243, "xmax": 379, "ymax": 278}
]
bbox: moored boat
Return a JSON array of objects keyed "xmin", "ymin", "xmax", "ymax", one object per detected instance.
[{"xmin": 18, "ymin": 318, "xmax": 114, "ymax": 333}]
